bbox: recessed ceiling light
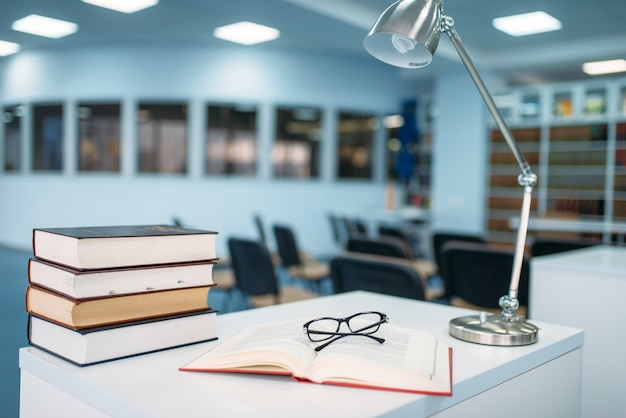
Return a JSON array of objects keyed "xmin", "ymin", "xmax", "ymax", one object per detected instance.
[
  {"xmin": 81, "ymin": 0, "xmax": 159, "ymax": 14},
  {"xmin": 582, "ymin": 59, "xmax": 626, "ymax": 76},
  {"xmin": 12, "ymin": 14, "xmax": 78, "ymax": 39},
  {"xmin": 0, "ymin": 40, "xmax": 20, "ymax": 57},
  {"xmin": 492, "ymin": 11, "xmax": 562, "ymax": 37},
  {"xmin": 214, "ymin": 21, "xmax": 280, "ymax": 46}
]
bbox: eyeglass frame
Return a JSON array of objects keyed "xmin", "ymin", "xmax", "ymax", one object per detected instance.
[{"xmin": 302, "ymin": 311, "xmax": 389, "ymax": 352}]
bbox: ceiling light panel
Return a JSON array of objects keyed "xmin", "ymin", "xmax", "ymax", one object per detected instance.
[
  {"xmin": 214, "ymin": 21, "xmax": 280, "ymax": 46},
  {"xmin": 12, "ymin": 14, "xmax": 78, "ymax": 39},
  {"xmin": 582, "ymin": 59, "xmax": 626, "ymax": 75},
  {"xmin": 492, "ymin": 11, "xmax": 562, "ymax": 37},
  {"xmin": 0, "ymin": 40, "xmax": 20, "ymax": 56},
  {"xmin": 81, "ymin": 0, "xmax": 159, "ymax": 14}
]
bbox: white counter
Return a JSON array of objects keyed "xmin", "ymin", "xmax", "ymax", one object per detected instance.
[
  {"xmin": 531, "ymin": 245, "xmax": 626, "ymax": 418},
  {"xmin": 20, "ymin": 291, "xmax": 583, "ymax": 418}
]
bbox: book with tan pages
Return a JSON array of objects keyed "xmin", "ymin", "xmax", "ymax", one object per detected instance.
[
  {"xmin": 26, "ymin": 284, "xmax": 213, "ymax": 330},
  {"xmin": 180, "ymin": 318, "xmax": 452, "ymax": 396}
]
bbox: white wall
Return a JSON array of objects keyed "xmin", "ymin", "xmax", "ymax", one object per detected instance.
[
  {"xmin": 431, "ymin": 68, "xmax": 488, "ymax": 234},
  {"xmin": 0, "ymin": 43, "xmax": 438, "ymax": 256}
]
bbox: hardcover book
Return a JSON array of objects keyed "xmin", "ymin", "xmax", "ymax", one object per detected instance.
[
  {"xmin": 28, "ymin": 257, "xmax": 217, "ymax": 299},
  {"xmin": 33, "ymin": 225, "xmax": 218, "ymax": 270},
  {"xmin": 28, "ymin": 309, "xmax": 218, "ymax": 366},
  {"xmin": 180, "ymin": 318, "xmax": 452, "ymax": 396},
  {"xmin": 26, "ymin": 284, "xmax": 213, "ymax": 330}
]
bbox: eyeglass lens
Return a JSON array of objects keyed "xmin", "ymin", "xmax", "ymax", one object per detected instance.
[{"xmin": 306, "ymin": 312, "xmax": 384, "ymax": 342}]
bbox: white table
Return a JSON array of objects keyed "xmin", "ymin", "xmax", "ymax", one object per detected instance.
[
  {"xmin": 509, "ymin": 217, "xmax": 626, "ymax": 244},
  {"xmin": 530, "ymin": 246, "xmax": 626, "ymax": 418},
  {"xmin": 20, "ymin": 291, "xmax": 583, "ymax": 418}
]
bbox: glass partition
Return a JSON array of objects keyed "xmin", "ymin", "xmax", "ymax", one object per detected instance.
[
  {"xmin": 32, "ymin": 104, "xmax": 63, "ymax": 171},
  {"xmin": 77, "ymin": 103, "xmax": 120, "ymax": 172},
  {"xmin": 3, "ymin": 105, "xmax": 23, "ymax": 172},
  {"xmin": 206, "ymin": 104, "xmax": 257, "ymax": 175},
  {"xmin": 337, "ymin": 111, "xmax": 376, "ymax": 179},
  {"xmin": 137, "ymin": 103, "xmax": 187, "ymax": 174},
  {"xmin": 272, "ymin": 106, "xmax": 321, "ymax": 178}
]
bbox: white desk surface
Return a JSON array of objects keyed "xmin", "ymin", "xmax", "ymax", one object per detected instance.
[
  {"xmin": 509, "ymin": 217, "xmax": 626, "ymax": 234},
  {"xmin": 20, "ymin": 291, "xmax": 583, "ymax": 418},
  {"xmin": 531, "ymin": 245, "xmax": 626, "ymax": 277}
]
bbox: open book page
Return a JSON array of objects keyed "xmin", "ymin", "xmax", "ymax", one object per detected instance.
[
  {"xmin": 180, "ymin": 319, "xmax": 316, "ymax": 377},
  {"xmin": 180, "ymin": 318, "xmax": 452, "ymax": 395},
  {"xmin": 305, "ymin": 323, "xmax": 451, "ymax": 394}
]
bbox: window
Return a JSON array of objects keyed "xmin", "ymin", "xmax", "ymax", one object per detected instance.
[
  {"xmin": 205, "ymin": 104, "xmax": 257, "ymax": 175},
  {"xmin": 137, "ymin": 103, "xmax": 187, "ymax": 174},
  {"xmin": 3, "ymin": 105, "xmax": 23, "ymax": 172},
  {"xmin": 77, "ymin": 103, "xmax": 121, "ymax": 172},
  {"xmin": 337, "ymin": 111, "xmax": 376, "ymax": 179},
  {"xmin": 272, "ymin": 106, "xmax": 321, "ymax": 178},
  {"xmin": 32, "ymin": 104, "xmax": 63, "ymax": 171}
]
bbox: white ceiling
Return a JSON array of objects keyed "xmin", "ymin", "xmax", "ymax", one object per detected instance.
[{"xmin": 1, "ymin": 0, "xmax": 625, "ymax": 85}]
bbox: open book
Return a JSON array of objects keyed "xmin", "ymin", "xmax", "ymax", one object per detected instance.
[{"xmin": 180, "ymin": 318, "xmax": 452, "ymax": 396}]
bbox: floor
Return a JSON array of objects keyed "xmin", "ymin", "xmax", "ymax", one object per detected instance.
[{"xmin": 1, "ymin": 245, "xmax": 32, "ymax": 418}]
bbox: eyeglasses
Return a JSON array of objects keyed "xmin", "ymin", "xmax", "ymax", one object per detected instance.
[{"xmin": 302, "ymin": 311, "xmax": 388, "ymax": 351}]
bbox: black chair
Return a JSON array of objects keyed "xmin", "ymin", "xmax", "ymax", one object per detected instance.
[
  {"xmin": 432, "ymin": 231, "xmax": 488, "ymax": 299},
  {"xmin": 378, "ymin": 225, "xmax": 420, "ymax": 257},
  {"xmin": 272, "ymin": 224, "xmax": 329, "ymax": 292},
  {"xmin": 344, "ymin": 218, "xmax": 369, "ymax": 239},
  {"xmin": 228, "ymin": 237, "xmax": 316, "ymax": 308},
  {"xmin": 530, "ymin": 237, "xmax": 597, "ymax": 257},
  {"xmin": 330, "ymin": 254, "xmax": 425, "ymax": 301},
  {"xmin": 253, "ymin": 213, "xmax": 268, "ymax": 246},
  {"xmin": 346, "ymin": 237, "xmax": 412, "ymax": 259},
  {"xmin": 441, "ymin": 241, "xmax": 530, "ymax": 316}
]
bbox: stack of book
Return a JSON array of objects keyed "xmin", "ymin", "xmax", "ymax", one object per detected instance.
[{"xmin": 26, "ymin": 224, "xmax": 220, "ymax": 366}]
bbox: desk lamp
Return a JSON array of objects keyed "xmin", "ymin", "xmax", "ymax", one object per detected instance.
[{"xmin": 364, "ymin": 0, "xmax": 539, "ymax": 346}]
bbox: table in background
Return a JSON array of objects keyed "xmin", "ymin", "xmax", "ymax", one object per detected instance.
[
  {"xmin": 20, "ymin": 291, "xmax": 583, "ymax": 418},
  {"xmin": 531, "ymin": 245, "xmax": 626, "ymax": 418}
]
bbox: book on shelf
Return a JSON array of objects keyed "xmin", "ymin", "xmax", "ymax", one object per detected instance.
[
  {"xmin": 180, "ymin": 318, "xmax": 453, "ymax": 396},
  {"xmin": 26, "ymin": 284, "xmax": 213, "ymax": 330},
  {"xmin": 33, "ymin": 224, "xmax": 218, "ymax": 270},
  {"xmin": 28, "ymin": 309, "xmax": 218, "ymax": 366},
  {"xmin": 28, "ymin": 257, "xmax": 217, "ymax": 299}
]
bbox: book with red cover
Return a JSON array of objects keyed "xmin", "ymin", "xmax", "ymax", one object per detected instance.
[
  {"xmin": 33, "ymin": 224, "xmax": 218, "ymax": 270},
  {"xmin": 28, "ymin": 309, "xmax": 218, "ymax": 366},
  {"xmin": 180, "ymin": 318, "xmax": 453, "ymax": 396},
  {"xmin": 26, "ymin": 283, "xmax": 213, "ymax": 330}
]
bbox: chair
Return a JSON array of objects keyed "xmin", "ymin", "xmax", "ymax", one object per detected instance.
[
  {"xmin": 330, "ymin": 254, "xmax": 425, "ymax": 301},
  {"xmin": 228, "ymin": 237, "xmax": 317, "ymax": 308},
  {"xmin": 432, "ymin": 231, "xmax": 488, "ymax": 299},
  {"xmin": 272, "ymin": 224, "xmax": 329, "ymax": 293},
  {"xmin": 441, "ymin": 241, "xmax": 530, "ymax": 316},
  {"xmin": 346, "ymin": 236, "xmax": 412, "ymax": 259},
  {"xmin": 530, "ymin": 237, "xmax": 596, "ymax": 257},
  {"xmin": 378, "ymin": 225, "xmax": 420, "ymax": 257},
  {"xmin": 344, "ymin": 218, "xmax": 369, "ymax": 239}
]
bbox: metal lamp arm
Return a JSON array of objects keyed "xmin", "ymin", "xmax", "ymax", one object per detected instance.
[{"xmin": 441, "ymin": 15, "xmax": 536, "ymax": 316}]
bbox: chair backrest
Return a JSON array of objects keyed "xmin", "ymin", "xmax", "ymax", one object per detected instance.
[
  {"xmin": 432, "ymin": 231, "xmax": 488, "ymax": 272},
  {"xmin": 330, "ymin": 254, "xmax": 425, "ymax": 300},
  {"xmin": 228, "ymin": 237, "xmax": 279, "ymax": 297},
  {"xmin": 253, "ymin": 214, "xmax": 268, "ymax": 246},
  {"xmin": 441, "ymin": 241, "xmax": 530, "ymax": 311},
  {"xmin": 346, "ymin": 237, "xmax": 412, "ymax": 259},
  {"xmin": 344, "ymin": 218, "xmax": 368, "ymax": 239},
  {"xmin": 530, "ymin": 237, "xmax": 596, "ymax": 257},
  {"xmin": 273, "ymin": 224, "xmax": 302, "ymax": 267}
]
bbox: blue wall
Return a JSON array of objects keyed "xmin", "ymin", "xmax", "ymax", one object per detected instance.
[{"xmin": 0, "ymin": 42, "xmax": 488, "ymax": 256}]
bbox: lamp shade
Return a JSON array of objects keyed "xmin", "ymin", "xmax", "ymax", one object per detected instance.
[{"xmin": 363, "ymin": 0, "xmax": 442, "ymax": 68}]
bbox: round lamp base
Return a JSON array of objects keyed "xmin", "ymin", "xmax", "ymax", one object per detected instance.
[{"xmin": 449, "ymin": 313, "xmax": 539, "ymax": 346}]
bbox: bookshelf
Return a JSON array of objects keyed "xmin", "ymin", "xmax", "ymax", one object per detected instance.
[{"xmin": 487, "ymin": 78, "xmax": 626, "ymax": 246}]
